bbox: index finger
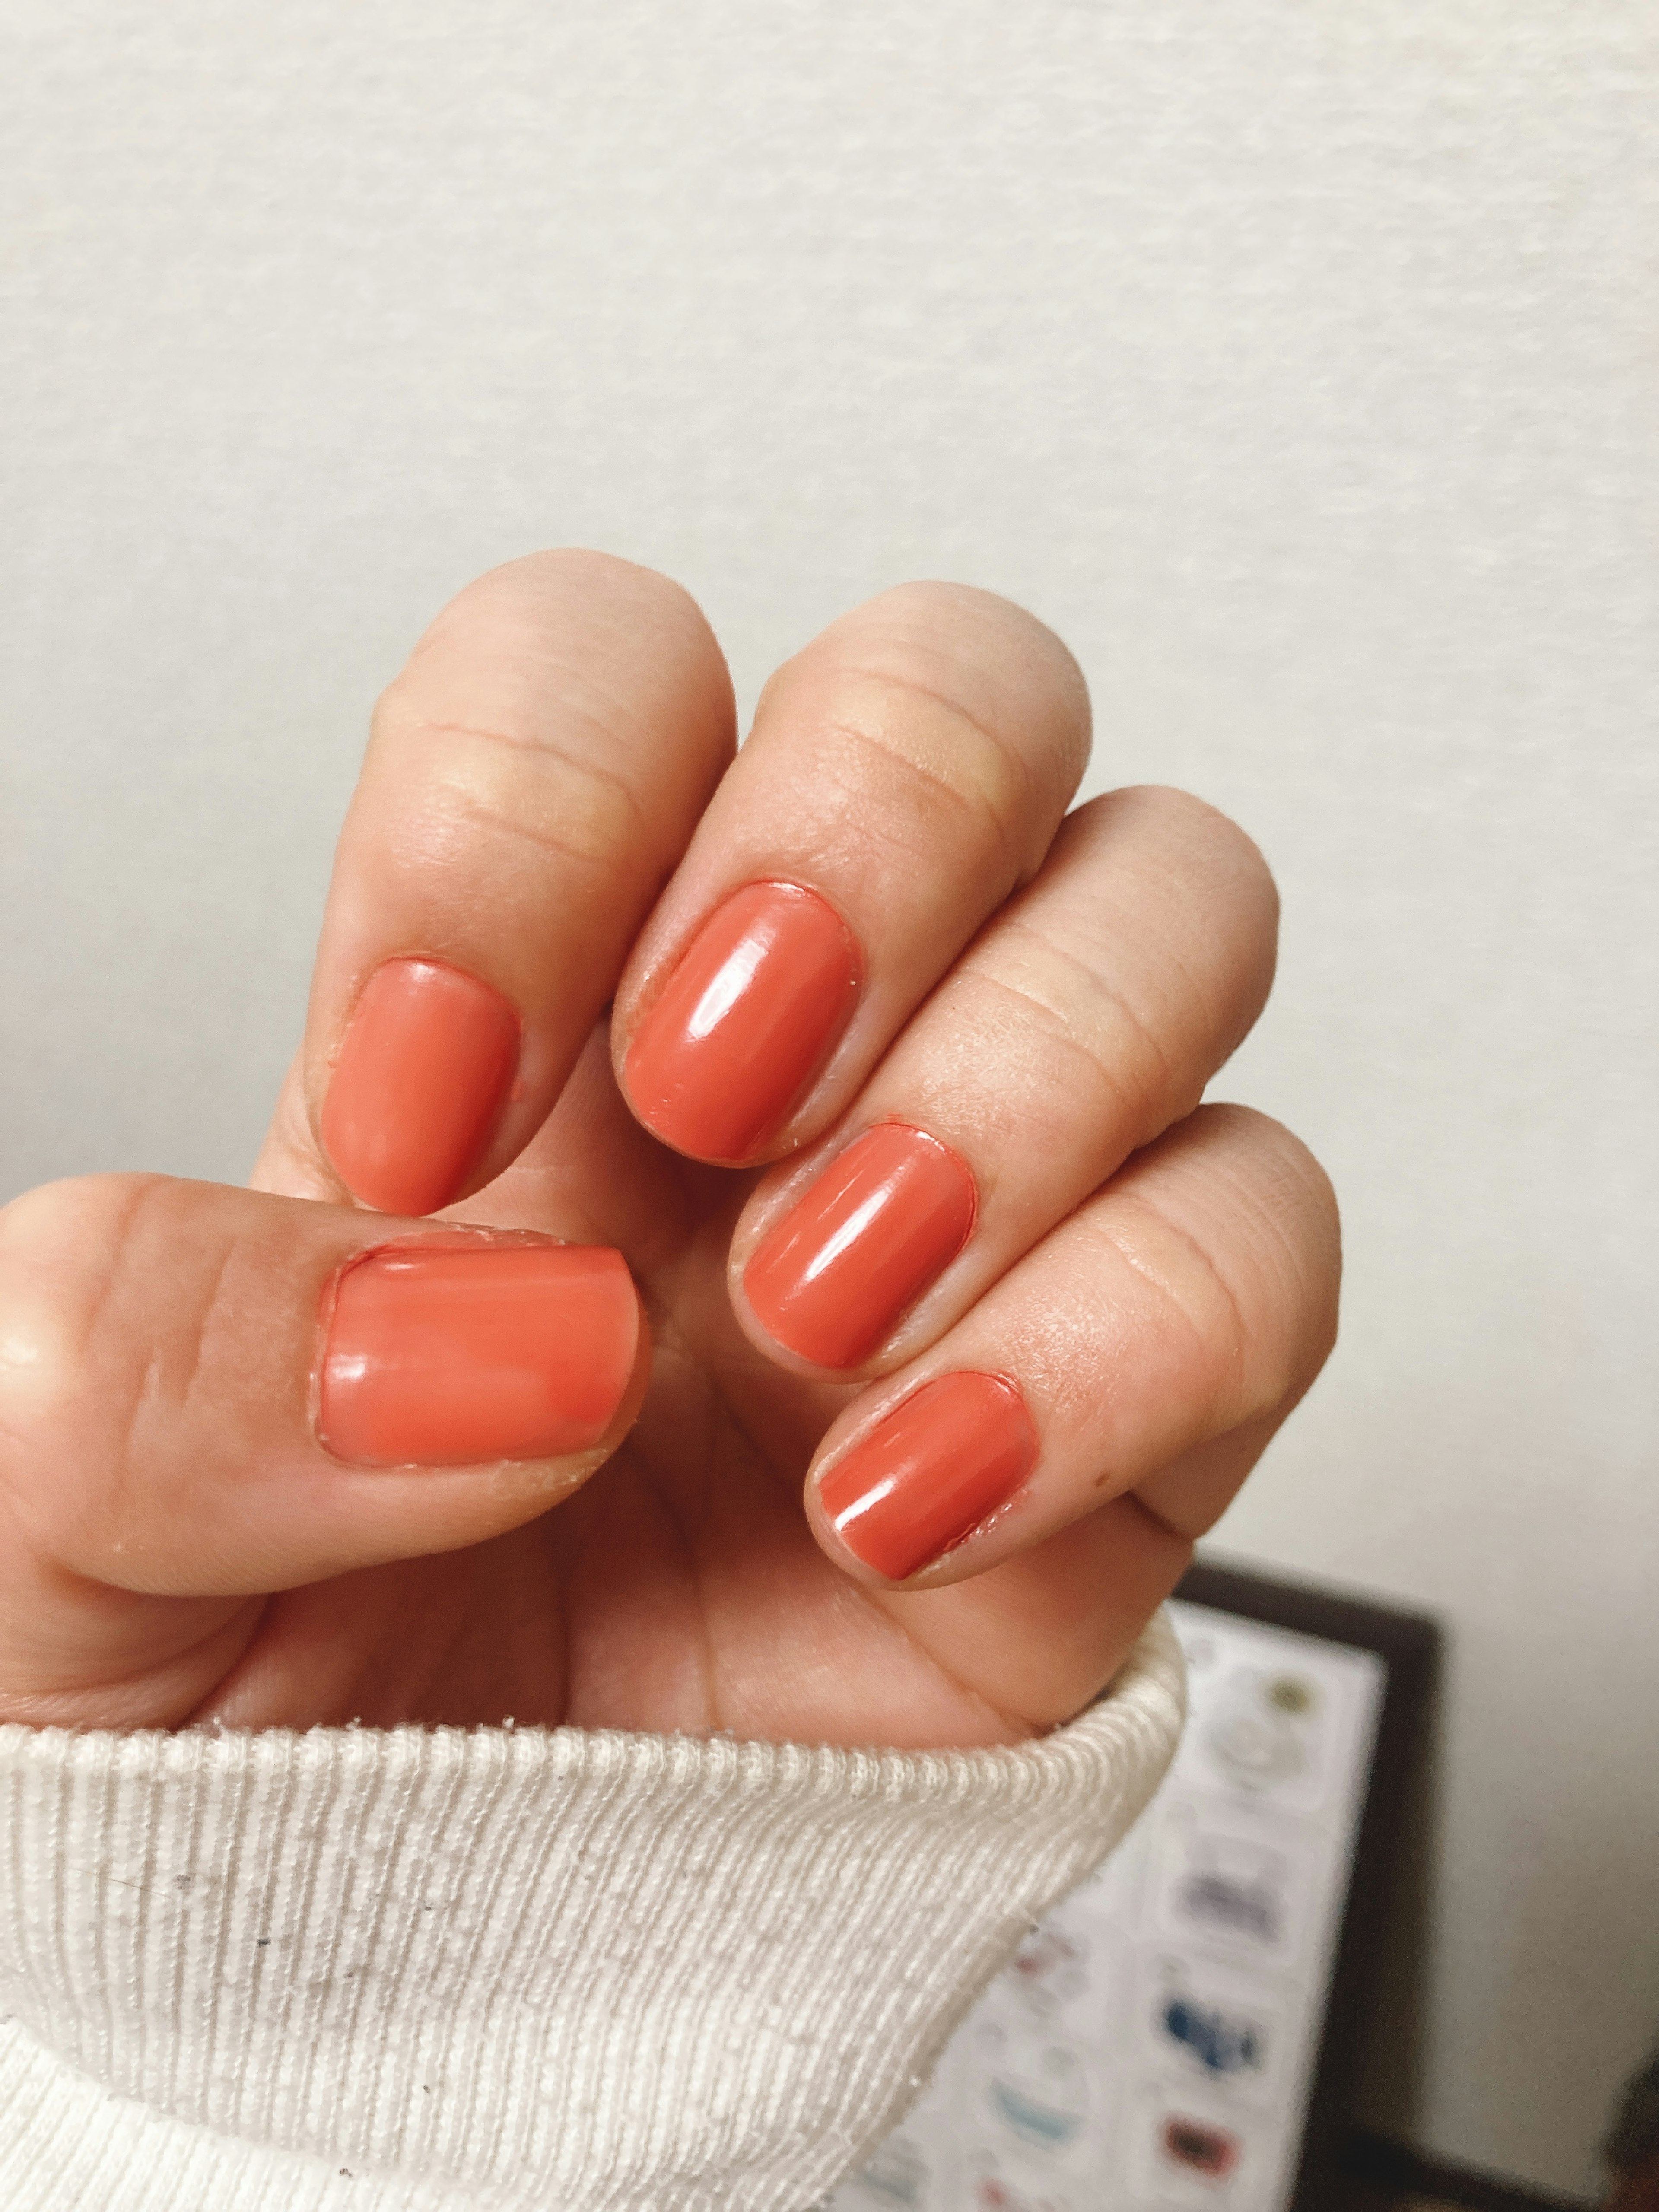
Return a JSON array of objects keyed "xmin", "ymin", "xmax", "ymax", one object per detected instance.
[{"xmin": 270, "ymin": 553, "xmax": 735, "ymax": 1213}]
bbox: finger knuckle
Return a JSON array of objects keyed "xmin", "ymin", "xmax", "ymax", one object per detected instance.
[
  {"xmin": 1179, "ymin": 1106, "xmax": 1342, "ymax": 1396},
  {"xmin": 1090, "ymin": 1109, "xmax": 1339, "ymax": 1434},
  {"xmin": 372, "ymin": 698, "xmax": 648, "ymax": 874},
  {"xmin": 1071, "ymin": 786, "xmax": 1280, "ymax": 961},
  {"xmin": 389, "ymin": 551, "xmax": 733, "ymax": 791},
  {"xmin": 1111, "ymin": 1193, "xmax": 1259, "ymax": 1417},
  {"xmin": 966, "ymin": 929, "xmax": 1189, "ymax": 1150},
  {"xmin": 763, "ymin": 588, "xmax": 1091, "ymax": 883},
  {"xmin": 856, "ymin": 581, "xmax": 1093, "ymax": 777},
  {"xmin": 994, "ymin": 796, "xmax": 1278, "ymax": 1114},
  {"xmin": 828, "ymin": 667, "xmax": 1041, "ymax": 879},
  {"xmin": 0, "ymin": 1176, "xmax": 156, "ymax": 1487},
  {"xmin": 0, "ymin": 1176, "xmax": 241, "ymax": 1576}
]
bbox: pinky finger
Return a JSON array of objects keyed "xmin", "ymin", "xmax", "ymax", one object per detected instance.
[{"xmin": 804, "ymin": 1104, "xmax": 1340, "ymax": 1590}]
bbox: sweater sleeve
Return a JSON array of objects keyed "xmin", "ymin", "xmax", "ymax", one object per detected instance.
[{"xmin": 0, "ymin": 1612, "xmax": 1183, "ymax": 2212}]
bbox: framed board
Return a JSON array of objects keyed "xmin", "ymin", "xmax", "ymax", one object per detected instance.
[{"xmin": 831, "ymin": 1558, "xmax": 1438, "ymax": 2212}]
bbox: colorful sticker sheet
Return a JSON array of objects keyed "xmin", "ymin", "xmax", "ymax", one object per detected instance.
[{"xmin": 833, "ymin": 1600, "xmax": 1386, "ymax": 2212}]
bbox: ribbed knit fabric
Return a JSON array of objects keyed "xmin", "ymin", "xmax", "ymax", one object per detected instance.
[{"xmin": 0, "ymin": 1613, "xmax": 1183, "ymax": 2212}]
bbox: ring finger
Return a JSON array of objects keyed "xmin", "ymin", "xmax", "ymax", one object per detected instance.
[
  {"xmin": 804, "ymin": 1103, "xmax": 1340, "ymax": 1597},
  {"xmin": 728, "ymin": 785, "xmax": 1279, "ymax": 1373}
]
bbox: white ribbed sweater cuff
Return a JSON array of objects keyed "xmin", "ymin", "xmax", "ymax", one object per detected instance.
[{"xmin": 0, "ymin": 1613, "xmax": 1183, "ymax": 2212}]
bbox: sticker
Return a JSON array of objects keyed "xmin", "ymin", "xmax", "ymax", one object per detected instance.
[
  {"xmin": 1136, "ymin": 1949, "xmax": 1284, "ymax": 2105},
  {"xmin": 1162, "ymin": 1992, "xmax": 1265, "ymax": 2081},
  {"xmin": 1004, "ymin": 1924, "xmax": 1089, "ymax": 2018},
  {"xmin": 1162, "ymin": 2112, "xmax": 1242, "ymax": 2178},
  {"xmin": 843, "ymin": 2136, "xmax": 930, "ymax": 2208},
  {"xmin": 1125, "ymin": 2082, "xmax": 1263, "ymax": 2206},
  {"xmin": 967, "ymin": 2149, "xmax": 1082, "ymax": 2212},
  {"xmin": 1200, "ymin": 1665, "xmax": 1332, "ymax": 1809},
  {"xmin": 1153, "ymin": 1816, "xmax": 1307, "ymax": 1961},
  {"xmin": 968, "ymin": 2021, "xmax": 1091, "ymax": 2162}
]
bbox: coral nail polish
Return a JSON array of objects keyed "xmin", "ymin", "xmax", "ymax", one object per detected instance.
[
  {"xmin": 623, "ymin": 881, "xmax": 862, "ymax": 1163},
  {"xmin": 321, "ymin": 957, "xmax": 521, "ymax": 1216},
  {"xmin": 317, "ymin": 1238, "xmax": 640, "ymax": 1466},
  {"xmin": 744, "ymin": 1124, "xmax": 977, "ymax": 1369},
  {"xmin": 817, "ymin": 1372, "xmax": 1039, "ymax": 1580}
]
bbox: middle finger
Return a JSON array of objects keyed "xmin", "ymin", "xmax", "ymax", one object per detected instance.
[{"xmin": 611, "ymin": 582, "xmax": 1093, "ymax": 1168}]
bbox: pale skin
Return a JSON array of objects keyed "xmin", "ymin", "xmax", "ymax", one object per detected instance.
[{"xmin": 0, "ymin": 554, "xmax": 1340, "ymax": 1746}]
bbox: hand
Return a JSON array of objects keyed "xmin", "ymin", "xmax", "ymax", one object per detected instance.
[{"xmin": 0, "ymin": 556, "xmax": 1338, "ymax": 1745}]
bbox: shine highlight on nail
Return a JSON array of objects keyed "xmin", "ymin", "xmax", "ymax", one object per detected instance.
[
  {"xmin": 817, "ymin": 1371, "xmax": 1040, "ymax": 1581},
  {"xmin": 744, "ymin": 1122, "xmax": 978, "ymax": 1369},
  {"xmin": 623, "ymin": 880, "xmax": 863, "ymax": 1163}
]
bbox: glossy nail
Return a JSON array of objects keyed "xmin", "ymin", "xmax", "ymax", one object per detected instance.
[
  {"xmin": 623, "ymin": 881, "xmax": 862, "ymax": 1163},
  {"xmin": 321, "ymin": 957, "xmax": 521, "ymax": 1216},
  {"xmin": 318, "ymin": 1238, "xmax": 639, "ymax": 1466},
  {"xmin": 817, "ymin": 1372, "xmax": 1039, "ymax": 1580},
  {"xmin": 744, "ymin": 1124, "xmax": 977, "ymax": 1369}
]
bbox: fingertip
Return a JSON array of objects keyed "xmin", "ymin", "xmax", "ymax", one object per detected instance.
[
  {"xmin": 807, "ymin": 1371, "xmax": 1040, "ymax": 1589},
  {"xmin": 399, "ymin": 549, "xmax": 737, "ymax": 769},
  {"xmin": 814, "ymin": 580, "xmax": 1093, "ymax": 789},
  {"xmin": 617, "ymin": 880, "xmax": 864, "ymax": 1166},
  {"xmin": 318, "ymin": 957, "xmax": 523, "ymax": 1216}
]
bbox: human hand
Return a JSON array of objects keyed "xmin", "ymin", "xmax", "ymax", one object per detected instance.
[{"xmin": 0, "ymin": 556, "xmax": 1338, "ymax": 1745}]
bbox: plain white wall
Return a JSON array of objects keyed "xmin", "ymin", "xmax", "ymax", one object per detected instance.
[{"xmin": 3, "ymin": 3, "xmax": 1655, "ymax": 2198}]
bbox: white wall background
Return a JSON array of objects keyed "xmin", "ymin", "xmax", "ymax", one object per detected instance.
[{"xmin": 3, "ymin": 3, "xmax": 1655, "ymax": 2198}]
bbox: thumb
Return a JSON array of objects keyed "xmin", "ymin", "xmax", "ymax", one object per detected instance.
[{"xmin": 0, "ymin": 1174, "xmax": 646, "ymax": 1726}]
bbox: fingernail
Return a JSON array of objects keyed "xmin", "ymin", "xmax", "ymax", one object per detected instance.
[
  {"xmin": 744, "ymin": 1124, "xmax": 977, "ymax": 1369},
  {"xmin": 623, "ymin": 882, "xmax": 862, "ymax": 1163},
  {"xmin": 817, "ymin": 1372, "xmax": 1038, "ymax": 1580},
  {"xmin": 317, "ymin": 1238, "xmax": 639, "ymax": 1466},
  {"xmin": 321, "ymin": 957, "xmax": 521, "ymax": 1215}
]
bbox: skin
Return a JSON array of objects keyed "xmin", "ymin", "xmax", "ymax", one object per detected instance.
[{"xmin": 0, "ymin": 554, "xmax": 1341, "ymax": 1747}]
